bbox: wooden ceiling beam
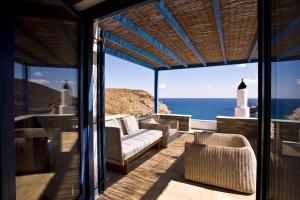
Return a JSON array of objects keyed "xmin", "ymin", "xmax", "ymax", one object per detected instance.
[
  {"xmin": 15, "ymin": 2, "xmax": 76, "ymax": 21},
  {"xmin": 154, "ymin": 0, "xmax": 206, "ymax": 66},
  {"xmin": 114, "ymin": 14, "xmax": 188, "ymax": 67},
  {"xmin": 212, "ymin": 0, "xmax": 227, "ymax": 64},
  {"xmin": 248, "ymin": 36, "xmax": 258, "ymax": 62},
  {"xmin": 278, "ymin": 44, "xmax": 300, "ymax": 60},
  {"xmin": 272, "ymin": 16, "xmax": 300, "ymax": 46},
  {"xmin": 15, "ymin": 21, "xmax": 67, "ymax": 66},
  {"xmin": 81, "ymin": 0, "xmax": 155, "ymax": 21},
  {"xmin": 102, "ymin": 30, "xmax": 171, "ymax": 69},
  {"xmin": 51, "ymin": 20, "xmax": 77, "ymax": 55},
  {"xmin": 15, "ymin": 45, "xmax": 45, "ymax": 65},
  {"xmin": 103, "ymin": 46, "xmax": 156, "ymax": 70}
]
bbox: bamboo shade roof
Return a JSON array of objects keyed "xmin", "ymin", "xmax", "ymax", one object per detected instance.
[
  {"xmin": 15, "ymin": 17, "xmax": 79, "ymax": 68},
  {"xmin": 16, "ymin": 0, "xmax": 300, "ymax": 69},
  {"xmin": 96, "ymin": 0, "xmax": 300, "ymax": 70}
]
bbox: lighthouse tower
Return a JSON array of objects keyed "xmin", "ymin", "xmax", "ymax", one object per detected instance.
[
  {"xmin": 235, "ymin": 79, "xmax": 250, "ymax": 117},
  {"xmin": 59, "ymin": 80, "xmax": 75, "ymax": 114}
]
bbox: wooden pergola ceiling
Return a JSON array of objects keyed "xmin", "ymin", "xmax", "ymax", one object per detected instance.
[
  {"xmin": 16, "ymin": 0, "xmax": 300, "ymax": 69},
  {"xmin": 15, "ymin": 16, "xmax": 78, "ymax": 68},
  {"xmin": 95, "ymin": 0, "xmax": 300, "ymax": 70}
]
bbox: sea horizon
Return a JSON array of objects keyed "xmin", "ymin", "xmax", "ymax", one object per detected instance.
[
  {"xmin": 160, "ymin": 97, "xmax": 300, "ymax": 100},
  {"xmin": 160, "ymin": 98, "xmax": 300, "ymax": 120}
]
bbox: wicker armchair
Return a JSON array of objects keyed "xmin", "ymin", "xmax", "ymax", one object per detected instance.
[{"xmin": 184, "ymin": 132, "xmax": 256, "ymax": 194}]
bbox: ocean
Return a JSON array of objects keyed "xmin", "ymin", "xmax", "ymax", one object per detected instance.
[{"xmin": 160, "ymin": 98, "xmax": 300, "ymax": 120}]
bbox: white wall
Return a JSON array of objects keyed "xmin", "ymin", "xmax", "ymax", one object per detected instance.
[{"xmin": 191, "ymin": 119, "xmax": 217, "ymax": 130}]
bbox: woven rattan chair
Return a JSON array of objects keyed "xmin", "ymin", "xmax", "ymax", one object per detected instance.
[{"xmin": 184, "ymin": 132, "xmax": 256, "ymax": 194}]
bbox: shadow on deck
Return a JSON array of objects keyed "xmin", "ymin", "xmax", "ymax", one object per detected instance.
[{"xmin": 99, "ymin": 133, "xmax": 256, "ymax": 200}]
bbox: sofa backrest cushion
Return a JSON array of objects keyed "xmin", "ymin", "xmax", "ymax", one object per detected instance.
[
  {"xmin": 116, "ymin": 118, "xmax": 128, "ymax": 135},
  {"xmin": 123, "ymin": 116, "xmax": 139, "ymax": 135},
  {"xmin": 106, "ymin": 119, "xmax": 124, "ymax": 136}
]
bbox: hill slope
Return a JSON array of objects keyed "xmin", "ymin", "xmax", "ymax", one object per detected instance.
[
  {"xmin": 105, "ymin": 88, "xmax": 170, "ymax": 116},
  {"xmin": 14, "ymin": 79, "xmax": 169, "ymax": 116}
]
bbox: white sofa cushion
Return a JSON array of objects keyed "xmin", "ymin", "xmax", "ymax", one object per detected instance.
[
  {"xmin": 122, "ymin": 129, "xmax": 162, "ymax": 160},
  {"xmin": 106, "ymin": 119, "xmax": 123, "ymax": 136},
  {"xmin": 123, "ymin": 116, "xmax": 139, "ymax": 135}
]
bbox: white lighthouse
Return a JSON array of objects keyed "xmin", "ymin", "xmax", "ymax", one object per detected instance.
[
  {"xmin": 59, "ymin": 80, "xmax": 75, "ymax": 114},
  {"xmin": 235, "ymin": 79, "xmax": 250, "ymax": 118}
]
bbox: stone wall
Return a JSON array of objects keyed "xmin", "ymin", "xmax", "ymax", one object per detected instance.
[
  {"xmin": 272, "ymin": 119, "xmax": 300, "ymax": 141},
  {"xmin": 217, "ymin": 117, "xmax": 257, "ymax": 137},
  {"xmin": 217, "ymin": 116, "xmax": 300, "ymax": 142},
  {"xmin": 155, "ymin": 114, "xmax": 192, "ymax": 131}
]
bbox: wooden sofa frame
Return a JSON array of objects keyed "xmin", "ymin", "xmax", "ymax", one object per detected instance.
[{"xmin": 107, "ymin": 138, "xmax": 161, "ymax": 174}]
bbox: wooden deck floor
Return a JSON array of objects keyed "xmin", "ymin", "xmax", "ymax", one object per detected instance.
[{"xmin": 99, "ymin": 133, "xmax": 256, "ymax": 200}]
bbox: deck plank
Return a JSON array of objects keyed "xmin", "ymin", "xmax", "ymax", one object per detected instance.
[{"xmin": 99, "ymin": 133, "xmax": 256, "ymax": 200}]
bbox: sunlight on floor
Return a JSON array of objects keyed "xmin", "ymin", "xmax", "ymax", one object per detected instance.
[{"xmin": 99, "ymin": 133, "xmax": 256, "ymax": 200}]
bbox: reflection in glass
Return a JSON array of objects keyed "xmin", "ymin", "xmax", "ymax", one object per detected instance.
[
  {"xmin": 14, "ymin": 1, "xmax": 80, "ymax": 199},
  {"xmin": 269, "ymin": 0, "xmax": 300, "ymax": 199}
]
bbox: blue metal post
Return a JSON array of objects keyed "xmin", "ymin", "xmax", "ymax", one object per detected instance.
[
  {"xmin": 97, "ymin": 29, "xmax": 106, "ymax": 193},
  {"xmin": 154, "ymin": 69, "xmax": 159, "ymax": 113}
]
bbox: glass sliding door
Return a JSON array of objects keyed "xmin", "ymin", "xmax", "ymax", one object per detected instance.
[
  {"xmin": 14, "ymin": 1, "xmax": 81, "ymax": 199},
  {"xmin": 269, "ymin": 0, "xmax": 300, "ymax": 199}
]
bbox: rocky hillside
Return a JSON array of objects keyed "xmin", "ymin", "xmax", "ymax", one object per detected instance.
[
  {"xmin": 14, "ymin": 79, "xmax": 169, "ymax": 116},
  {"xmin": 14, "ymin": 79, "xmax": 61, "ymax": 116},
  {"xmin": 105, "ymin": 88, "xmax": 170, "ymax": 116}
]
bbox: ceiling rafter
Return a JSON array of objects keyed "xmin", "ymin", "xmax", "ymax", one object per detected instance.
[
  {"xmin": 248, "ymin": 36, "xmax": 258, "ymax": 62},
  {"xmin": 15, "ymin": 21, "xmax": 66, "ymax": 66},
  {"xmin": 114, "ymin": 14, "xmax": 188, "ymax": 67},
  {"xmin": 212, "ymin": 0, "xmax": 227, "ymax": 64},
  {"xmin": 154, "ymin": 0, "xmax": 206, "ymax": 66},
  {"xmin": 103, "ymin": 46, "xmax": 156, "ymax": 70},
  {"xmin": 102, "ymin": 30, "xmax": 171, "ymax": 69}
]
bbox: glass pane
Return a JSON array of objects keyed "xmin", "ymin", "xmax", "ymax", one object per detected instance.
[
  {"xmin": 14, "ymin": 1, "xmax": 80, "ymax": 199},
  {"xmin": 270, "ymin": 0, "xmax": 300, "ymax": 199},
  {"xmin": 14, "ymin": 63, "xmax": 24, "ymax": 116}
]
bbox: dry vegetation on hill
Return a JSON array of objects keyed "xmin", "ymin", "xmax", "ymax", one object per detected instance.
[
  {"xmin": 105, "ymin": 88, "xmax": 170, "ymax": 116},
  {"xmin": 14, "ymin": 79, "xmax": 169, "ymax": 117}
]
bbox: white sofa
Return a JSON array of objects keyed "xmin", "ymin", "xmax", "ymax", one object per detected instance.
[
  {"xmin": 139, "ymin": 117, "xmax": 180, "ymax": 147},
  {"xmin": 105, "ymin": 115, "xmax": 162, "ymax": 173}
]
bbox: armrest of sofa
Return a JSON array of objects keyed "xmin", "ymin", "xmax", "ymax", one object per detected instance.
[
  {"xmin": 168, "ymin": 120, "xmax": 179, "ymax": 130},
  {"xmin": 139, "ymin": 122, "xmax": 170, "ymax": 134},
  {"xmin": 105, "ymin": 127, "xmax": 123, "ymax": 164}
]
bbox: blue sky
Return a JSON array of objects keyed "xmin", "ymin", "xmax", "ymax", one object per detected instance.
[
  {"xmin": 106, "ymin": 54, "xmax": 300, "ymax": 99},
  {"xmin": 105, "ymin": 54, "xmax": 258, "ymax": 98},
  {"xmin": 14, "ymin": 63, "xmax": 78, "ymax": 96},
  {"xmin": 14, "ymin": 55, "xmax": 300, "ymax": 99}
]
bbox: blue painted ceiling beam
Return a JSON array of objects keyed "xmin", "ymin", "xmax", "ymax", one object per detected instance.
[
  {"xmin": 158, "ymin": 58, "xmax": 258, "ymax": 71},
  {"xmin": 278, "ymin": 44, "xmax": 300, "ymax": 60},
  {"xmin": 154, "ymin": 0, "xmax": 206, "ymax": 66},
  {"xmin": 248, "ymin": 36, "xmax": 258, "ymax": 62},
  {"xmin": 102, "ymin": 30, "xmax": 171, "ymax": 69},
  {"xmin": 103, "ymin": 46, "xmax": 156, "ymax": 70},
  {"xmin": 212, "ymin": 0, "xmax": 227, "ymax": 64},
  {"xmin": 272, "ymin": 17, "xmax": 300, "ymax": 46},
  {"xmin": 114, "ymin": 14, "xmax": 188, "ymax": 67},
  {"xmin": 249, "ymin": 17, "xmax": 300, "ymax": 61}
]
